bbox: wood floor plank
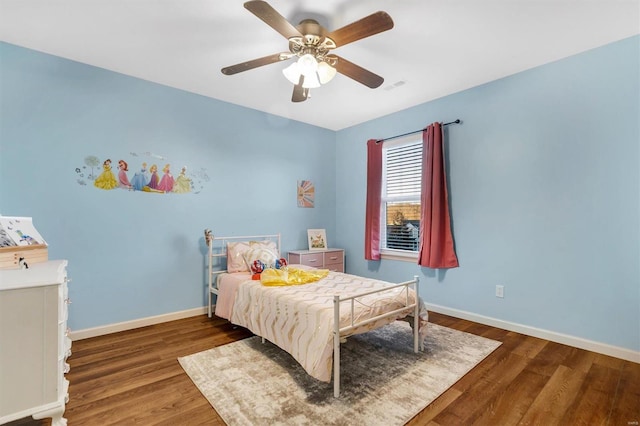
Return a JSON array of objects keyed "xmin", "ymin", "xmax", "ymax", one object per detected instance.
[
  {"xmin": 427, "ymin": 311, "xmax": 459, "ymax": 328},
  {"xmin": 524, "ymin": 341, "xmax": 574, "ymax": 377},
  {"xmin": 609, "ymin": 360, "xmax": 640, "ymax": 426},
  {"xmin": 561, "ymin": 346, "xmax": 596, "ymax": 374},
  {"xmin": 518, "ymin": 364, "xmax": 587, "ymax": 425},
  {"xmin": 478, "ymin": 326, "xmax": 510, "ymax": 342},
  {"xmin": 434, "ymin": 351, "xmax": 529, "ymax": 424},
  {"xmin": 470, "ymin": 369, "xmax": 547, "ymax": 425},
  {"xmin": 592, "ymin": 352, "xmax": 626, "ymax": 370},
  {"xmin": 68, "ymin": 362, "xmax": 182, "ymax": 406},
  {"xmin": 559, "ymin": 363, "xmax": 621, "ymax": 425},
  {"xmin": 511, "ymin": 334, "xmax": 548, "ymax": 360}
]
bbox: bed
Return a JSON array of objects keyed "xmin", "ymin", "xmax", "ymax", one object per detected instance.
[{"xmin": 204, "ymin": 231, "xmax": 428, "ymax": 397}]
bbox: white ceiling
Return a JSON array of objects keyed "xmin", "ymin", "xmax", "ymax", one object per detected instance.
[{"xmin": 1, "ymin": 0, "xmax": 638, "ymax": 131}]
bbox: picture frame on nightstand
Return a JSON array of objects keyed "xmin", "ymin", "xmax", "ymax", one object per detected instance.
[{"xmin": 307, "ymin": 229, "xmax": 327, "ymax": 251}]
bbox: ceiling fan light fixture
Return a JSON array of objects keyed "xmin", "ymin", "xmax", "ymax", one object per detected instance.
[
  {"xmin": 317, "ymin": 61, "xmax": 337, "ymax": 84},
  {"xmin": 282, "ymin": 62, "xmax": 301, "ymax": 85},
  {"xmin": 284, "ymin": 54, "xmax": 325, "ymax": 88},
  {"xmin": 297, "ymin": 53, "xmax": 318, "ymax": 76},
  {"xmin": 302, "ymin": 71, "xmax": 321, "ymax": 88}
]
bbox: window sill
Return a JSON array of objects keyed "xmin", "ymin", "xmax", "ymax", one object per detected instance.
[{"xmin": 380, "ymin": 249, "xmax": 418, "ymax": 263}]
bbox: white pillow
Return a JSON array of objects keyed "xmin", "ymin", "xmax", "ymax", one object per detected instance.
[
  {"xmin": 243, "ymin": 246, "xmax": 279, "ymax": 270},
  {"xmin": 226, "ymin": 240, "xmax": 279, "ymax": 272},
  {"xmin": 251, "ymin": 240, "xmax": 279, "ymax": 257},
  {"xmin": 227, "ymin": 242, "xmax": 251, "ymax": 272}
]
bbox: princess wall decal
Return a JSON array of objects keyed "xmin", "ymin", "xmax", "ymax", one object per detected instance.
[{"xmin": 75, "ymin": 152, "xmax": 208, "ymax": 195}]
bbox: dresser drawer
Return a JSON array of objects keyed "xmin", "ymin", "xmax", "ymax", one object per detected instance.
[
  {"xmin": 324, "ymin": 250, "xmax": 343, "ymax": 265},
  {"xmin": 325, "ymin": 263, "xmax": 344, "ymax": 273},
  {"xmin": 299, "ymin": 252, "xmax": 323, "ymax": 267}
]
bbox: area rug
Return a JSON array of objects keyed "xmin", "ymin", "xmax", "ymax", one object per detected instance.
[{"xmin": 178, "ymin": 322, "xmax": 500, "ymax": 426}]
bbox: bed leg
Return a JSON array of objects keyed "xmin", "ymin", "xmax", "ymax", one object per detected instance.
[
  {"xmin": 207, "ymin": 237, "xmax": 213, "ymax": 319},
  {"xmin": 413, "ymin": 275, "xmax": 420, "ymax": 353},
  {"xmin": 333, "ymin": 296, "xmax": 340, "ymax": 398}
]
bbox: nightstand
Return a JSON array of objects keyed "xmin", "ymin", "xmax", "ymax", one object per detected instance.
[{"xmin": 288, "ymin": 248, "xmax": 344, "ymax": 273}]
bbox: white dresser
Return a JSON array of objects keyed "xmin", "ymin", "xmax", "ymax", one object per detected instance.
[{"xmin": 0, "ymin": 260, "xmax": 71, "ymax": 426}]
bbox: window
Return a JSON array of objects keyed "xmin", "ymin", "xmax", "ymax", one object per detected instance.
[{"xmin": 381, "ymin": 135, "xmax": 422, "ymax": 256}]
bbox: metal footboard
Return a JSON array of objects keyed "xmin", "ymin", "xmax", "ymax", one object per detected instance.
[{"xmin": 332, "ymin": 275, "xmax": 421, "ymax": 397}]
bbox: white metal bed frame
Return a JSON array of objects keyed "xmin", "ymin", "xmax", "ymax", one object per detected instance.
[{"xmin": 205, "ymin": 231, "xmax": 420, "ymax": 397}]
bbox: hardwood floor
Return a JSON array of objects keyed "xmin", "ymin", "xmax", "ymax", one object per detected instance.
[{"xmin": 10, "ymin": 312, "xmax": 639, "ymax": 425}]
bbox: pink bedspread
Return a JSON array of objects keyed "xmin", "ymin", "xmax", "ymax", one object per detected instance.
[
  {"xmin": 214, "ymin": 264, "xmax": 316, "ymax": 319},
  {"xmin": 214, "ymin": 272, "xmax": 251, "ymax": 320},
  {"xmin": 222, "ymin": 268, "xmax": 428, "ymax": 382}
]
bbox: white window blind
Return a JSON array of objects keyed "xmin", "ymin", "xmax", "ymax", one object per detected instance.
[{"xmin": 381, "ymin": 138, "xmax": 422, "ymax": 252}]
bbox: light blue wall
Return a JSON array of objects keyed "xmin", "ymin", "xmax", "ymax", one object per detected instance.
[
  {"xmin": 335, "ymin": 36, "xmax": 640, "ymax": 352},
  {"xmin": 0, "ymin": 42, "xmax": 336, "ymax": 330},
  {"xmin": 2, "ymin": 36, "xmax": 638, "ymax": 354}
]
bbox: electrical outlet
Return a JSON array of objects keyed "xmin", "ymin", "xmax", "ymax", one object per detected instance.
[{"xmin": 496, "ymin": 285, "xmax": 504, "ymax": 298}]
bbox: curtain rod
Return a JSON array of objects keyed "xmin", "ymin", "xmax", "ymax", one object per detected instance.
[{"xmin": 375, "ymin": 119, "xmax": 461, "ymax": 144}]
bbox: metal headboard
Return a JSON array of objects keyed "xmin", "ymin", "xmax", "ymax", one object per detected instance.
[{"xmin": 204, "ymin": 230, "xmax": 281, "ymax": 317}]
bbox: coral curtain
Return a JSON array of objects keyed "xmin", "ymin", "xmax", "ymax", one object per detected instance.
[
  {"xmin": 418, "ymin": 123, "xmax": 459, "ymax": 268},
  {"xmin": 364, "ymin": 139, "xmax": 383, "ymax": 260}
]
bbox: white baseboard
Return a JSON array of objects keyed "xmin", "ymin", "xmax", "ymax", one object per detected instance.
[
  {"xmin": 426, "ymin": 303, "xmax": 640, "ymax": 364},
  {"xmin": 69, "ymin": 306, "xmax": 207, "ymax": 341}
]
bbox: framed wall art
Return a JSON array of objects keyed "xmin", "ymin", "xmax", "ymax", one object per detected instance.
[
  {"xmin": 297, "ymin": 180, "xmax": 315, "ymax": 208},
  {"xmin": 307, "ymin": 229, "xmax": 327, "ymax": 251}
]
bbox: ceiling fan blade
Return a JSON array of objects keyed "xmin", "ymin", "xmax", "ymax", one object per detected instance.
[
  {"xmin": 292, "ymin": 75, "xmax": 309, "ymax": 102},
  {"xmin": 244, "ymin": 1, "xmax": 302, "ymax": 40},
  {"xmin": 327, "ymin": 11, "xmax": 394, "ymax": 47},
  {"xmin": 291, "ymin": 85, "xmax": 308, "ymax": 102},
  {"xmin": 221, "ymin": 53, "xmax": 288, "ymax": 75},
  {"xmin": 333, "ymin": 55, "xmax": 384, "ymax": 88}
]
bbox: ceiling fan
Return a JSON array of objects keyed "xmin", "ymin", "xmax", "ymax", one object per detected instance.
[{"xmin": 221, "ymin": 1, "xmax": 394, "ymax": 102}]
